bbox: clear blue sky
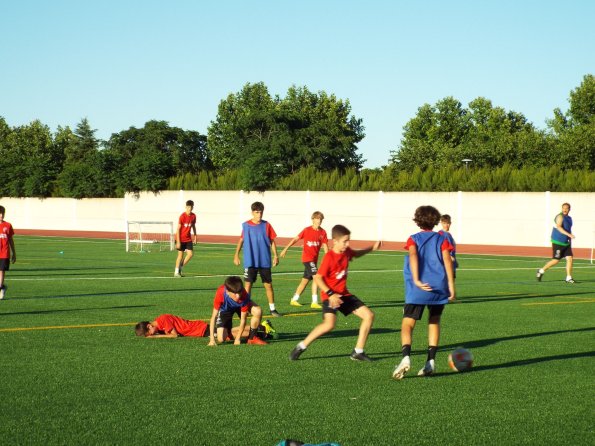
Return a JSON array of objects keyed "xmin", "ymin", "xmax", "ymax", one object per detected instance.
[{"xmin": 2, "ymin": 0, "xmax": 593, "ymax": 168}]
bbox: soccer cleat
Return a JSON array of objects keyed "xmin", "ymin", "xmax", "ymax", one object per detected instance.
[
  {"xmin": 392, "ymin": 356, "xmax": 411, "ymax": 380},
  {"xmin": 417, "ymin": 359, "xmax": 436, "ymax": 376},
  {"xmin": 0, "ymin": 285, "xmax": 5, "ymax": 300},
  {"xmin": 261, "ymin": 319, "xmax": 276, "ymax": 335},
  {"xmin": 350, "ymin": 350, "xmax": 372, "ymax": 362},
  {"xmin": 310, "ymin": 302, "xmax": 322, "ymax": 309},
  {"xmin": 270, "ymin": 310, "xmax": 282, "ymax": 317},
  {"xmin": 247, "ymin": 336, "xmax": 268, "ymax": 345},
  {"xmin": 174, "ymin": 272, "xmax": 183, "ymax": 277},
  {"xmin": 289, "ymin": 346, "xmax": 305, "ymax": 361},
  {"xmin": 566, "ymin": 278, "xmax": 576, "ymax": 283},
  {"xmin": 536, "ymin": 270, "xmax": 543, "ymax": 282},
  {"xmin": 290, "ymin": 300, "xmax": 303, "ymax": 307}
]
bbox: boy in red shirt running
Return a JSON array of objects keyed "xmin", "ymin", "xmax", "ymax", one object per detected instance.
[
  {"xmin": 289, "ymin": 225, "xmax": 381, "ymax": 361},
  {"xmin": 174, "ymin": 200, "xmax": 197, "ymax": 277},
  {"xmin": 0, "ymin": 205, "xmax": 16, "ymax": 300},
  {"xmin": 280, "ymin": 211, "xmax": 328, "ymax": 309}
]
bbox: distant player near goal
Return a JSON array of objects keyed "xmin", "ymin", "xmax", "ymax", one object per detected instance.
[
  {"xmin": 174, "ymin": 200, "xmax": 197, "ymax": 277},
  {"xmin": 0, "ymin": 205, "xmax": 17, "ymax": 300},
  {"xmin": 536, "ymin": 202, "xmax": 576, "ymax": 283}
]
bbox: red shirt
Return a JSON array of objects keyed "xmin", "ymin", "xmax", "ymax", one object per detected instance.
[
  {"xmin": 178, "ymin": 212, "xmax": 196, "ymax": 242},
  {"xmin": 297, "ymin": 226, "xmax": 328, "ymax": 263},
  {"xmin": 404, "ymin": 231, "xmax": 454, "ymax": 252},
  {"xmin": 154, "ymin": 314, "xmax": 208, "ymax": 337},
  {"xmin": 213, "ymin": 285, "xmax": 251, "ymax": 313},
  {"xmin": 317, "ymin": 248, "xmax": 355, "ymax": 300},
  {"xmin": 0, "ymin": 221, "xmax": 14, "ymax": 259}
]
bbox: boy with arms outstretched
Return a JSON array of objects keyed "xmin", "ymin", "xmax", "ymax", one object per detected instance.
[
  {"xmin": 233, "ymin": 201, "xmax": 281, "ymax": 317},
  {"xmin": 392, "ymin": 206, "xmax": 455, "ymax": 380},
  {"xmin": 174, "ymin": 200, "xmax": 197, "ymax": 277},
  {"xmin": 208, "ymin": 275, "xmax": 268, "ymax": 346},
  {"xmin": 0, "ymin": 205, "xmax": 16, "ymax": 300},
  {"xmin": 289, "ymin": 225, "xmax": 381, "ymax": 362},
  {"xmin": 280, "ymin": 211, "xmax": 328, "ymax": 309}
]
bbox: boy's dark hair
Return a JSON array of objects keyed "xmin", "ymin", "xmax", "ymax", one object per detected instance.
[
  {"xmin": 135, "ymin": 321, "xmax": 150, "ymax": 337},
  {"xmin": 224, "ymin": 276, "xmax": 244, "ymax": 293},
  {"xmin": 331, "ymin": 224, "xmax": 351, "ymax": 240},
  {"xmin": 251, "ymin": 202, "xmax": 264, "ymax": 212},
  {"xmin": 0, "ymin": 206, "xmax": 5, "ymax": 216},
  {"xmin": 440, "ymin": 214, "xmax": 452, "ymax": 224},
  {"xmin": 185, "ymin": 200, "xmax": 194, "ymax": 207},
  {"xmin": 413, "ymin": 206, "xmax": 441, "ymax": 230}
]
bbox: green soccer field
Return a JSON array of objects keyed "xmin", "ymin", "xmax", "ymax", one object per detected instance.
[{"xmin": 0, "ymin": 236, "xmax": 593, "ymax": 445}]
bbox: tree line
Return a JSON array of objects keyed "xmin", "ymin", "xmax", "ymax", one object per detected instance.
[{"xmin": 1, "ymin": 75, "xmax": 593, "ymax": 197}]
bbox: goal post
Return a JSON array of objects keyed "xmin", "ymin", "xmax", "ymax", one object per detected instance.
[{"xmin": 126, "ymin": 221, "xmax": 175, "ymax": 253}]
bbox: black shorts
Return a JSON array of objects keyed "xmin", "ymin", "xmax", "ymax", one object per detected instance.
[
  {"xmin": 244, "ymin": 267, "xmax": 272, "ymax": 284},
  {"xmin": 0, "ymin": 259, "xmax": 10, "ymax": 271},
  {"xmin": 552, "ymin": 244, "xmax": 572, "ymax": 260},
  {"xmin": 322, "ymin": 295, "xmax": 365, "ymax": 316},
  {"xmin": 403, "ymin": 304, "xmax": 445, "ymax": 321},
  {"xmin": 302, "ymin": 261, "xmax": 318, "ymax": 279},
  {"xmin": 216, "ymin": 309, "xmax": 240, "ymax": 329},
  {"xmin": 177, "ymin": 241, "xmax": 194, "ymax": 252}
]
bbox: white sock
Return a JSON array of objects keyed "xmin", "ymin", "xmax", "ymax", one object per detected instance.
[
  {"xmin": 292, "ymin": 294, "xmax": 300, "ymax": 301},
  {"xmin": 354, "ymin": 347, "xmax": 364, "ymax": 354},
  {"xmin": 298, "ymin": 342, "xmax": 307, "ymax": 350},
  {"xmin": 175, "ymin": 268, "xmax": 179, "ymax": 273},
  {"xmin": 539, "ymin": 269, "xmax": 545, "ymax": 274},
  {"xmin": 269, "ymin": 303, "xmax": 276, "ymax": 311},
  {"xmin": 566, "ymin": 275, "xmax": 572, "ymax": 281},
  {"xmin": 312, "ymin": 294, "xmax": 318, "ymax": 303}
]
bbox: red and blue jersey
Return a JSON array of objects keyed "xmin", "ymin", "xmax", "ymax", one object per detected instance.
[{"xmin": 213, "ymin": 285, "xmax": 252, "ymax": 313}]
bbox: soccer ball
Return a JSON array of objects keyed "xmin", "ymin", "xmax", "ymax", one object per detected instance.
[{"xmin": 448, "ymin": 348, "xmax": 474, "ymax": 372}]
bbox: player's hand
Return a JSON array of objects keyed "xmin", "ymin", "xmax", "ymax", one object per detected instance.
[
  {"xmin": 372, "ymin": 241, "xmax": 382, "ymax": 251},
  {"xmin": 175, "ymin": 241, "xmax": 181, "ymax": 249},
  {"xmin": 448, "ymin": 294, "xmax": 456, "ymax": 303},
  {"xmin": 329, "ymin": 295, "xmax": 343, "ymax": 309},
  {"xmin": 208, "ymin": 339, "xmax": 217, "ymax": 347},
  {"xmin": 280, "ymin": 250, "xmax": 287, "ymax": 258},
  {"xmin": 571, "ymin": 234, "xmax": 576, "ymax": 239},
  {"xmin": 414, "ymin": 280, "xmax": 432, "ymax": 291},
  {"xmin": 234, "ymin": 338, "xmax": 241, "ymax": 346},
  {"xmin": 273, "ymin": 256, "xmax": 279, "ymax": 267},
  {"xmin": 233, "ymin": 255, "xmax": 240, "ymax": 266},
  {"xmin": 11, "ymin": 255, "xmax": 16, "ymax": 264}
]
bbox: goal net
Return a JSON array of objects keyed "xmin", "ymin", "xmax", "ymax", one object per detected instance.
[{"xmin": 126, "ymin": 221, "xmax": 175, "ymax": 253}]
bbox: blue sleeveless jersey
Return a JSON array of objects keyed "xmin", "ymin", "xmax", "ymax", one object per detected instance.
[
  {"xmin": 219, "ymin": 289, "xmax": 251, "ymax": 313},
  {"xmin": 550, "ymin": 214, "xmax": 572, "ymax": 246},
  {"xmin": 242, "ymin": 220, "xmax": 272, "ymax": 268},
  {"xmin": 403, "ymin": 231, "xmax": 449, "ymax": 305}
]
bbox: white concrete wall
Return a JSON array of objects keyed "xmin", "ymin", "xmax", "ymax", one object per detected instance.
[{"xmin": 1, "ymin": 191, "xmax": 593, "ymax": 248}]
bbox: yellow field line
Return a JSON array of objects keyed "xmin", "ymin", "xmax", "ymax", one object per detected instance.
[
  {"xmin": 0, "ymin": 311, "xmax": 319, "ymax": 333},
  {"xmin": 522, "ymin": 299, "xmax": 595, "ymax": 306}
]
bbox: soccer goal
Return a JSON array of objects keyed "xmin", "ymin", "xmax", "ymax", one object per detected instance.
[{"xmin": 126, "ymin": 221, "xmax": 175, "ymax": 253}]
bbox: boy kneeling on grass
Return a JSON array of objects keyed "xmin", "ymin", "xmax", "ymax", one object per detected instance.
[
  {"xmin": 208, "ymin": 275, "xmax": 269, "ymax": 346},
  {"xmin": 289, "ymin": 224, "xmax": 381, "ymax": 362}
]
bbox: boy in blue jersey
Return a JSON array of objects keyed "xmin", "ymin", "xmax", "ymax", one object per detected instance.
[
  {"xmin": 536, "ymin": 203, "xmax": 575, "ymax": 283},
  {"xmin": 392, "ymin": 206, "xmax": 455, "ymax": 380},
  {"xmin": 208, "ymin": 276, "xmax": 268, "ymax": 346},
  {"xmin": 439, "ymin": 214, "xmax": 458, "ymax": 278},
  {"xmin": 233, "ymin": 202, "xmax": 282, "ymax": 317}
]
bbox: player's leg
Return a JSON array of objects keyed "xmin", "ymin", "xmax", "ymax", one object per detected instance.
[
  {"xmin": 565, "ymin": 255, "xmax": 574, "ymax": 282},
  {"xmin": 261, "ymin": 269, "xmax": 281, "ymax": 317},
  {"xmin": 350, "ymin": 303, "xmax": 375, "ymax": 361},
  {"xmin": 182, "ymin": 248, "xmax": 193, "ymax": 267},
  {"xmin": 290, "ymin": 311, "xmax": 336, "ymax": 360},
  {"xmin": 290, "ymin": 277, "xmax": 310, "ymax": 306},
  {"xmin": 247, "ymin": 305, "xmax": 267, "ymax": 344},
  {"xmin": 0, "ymin": 269, "xmax": 5, "ymax": 299},
  {"xmin": 393, "ymin": 304, "xmax": 422, "ymax": 380},
  {"xmin": 419, "ymin": 307, "xmax": 444, "ymax": 376},
  {"xmin": 244, "ymin": 268, "xmax": 256, "ymax": 295},
  {"xmin": 174, "ymin": 250, "xmax": 184, "ymax": 276}
]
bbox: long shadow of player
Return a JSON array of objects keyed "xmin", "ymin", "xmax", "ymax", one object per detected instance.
[{"xmin": 275, "ymin": 327, "xmax": 398, "ymax": 344}]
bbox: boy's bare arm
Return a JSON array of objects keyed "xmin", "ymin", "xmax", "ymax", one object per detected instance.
[
  {"xmin": 148, "ymin": 328, "xmax": 179, "ymax": 338},
  {"xmin": 8, "ymin": 238, "xmax": 16, "ymax": 263},
  {"xmin": 554, "ymin": 215, "xmax": 575, "ymax": 239},
  {"xmin": 313, "ymin": 274, "xmax": 343, "ymax": 308},
  {"xmin": 280, "ymin": 236, "xmax": 300, "ymax": 257},
  {"xmin": 192, "ymin": 223, "xmax": 198, "ymax": 243},
  {"xmin": 352, "ymin": 240, "xmax": 382, "ymax": 258},
  {"xmin": 443, "ymin": 250, "xmax": 456, "ymax": 301},
  {"xmin": 271, "ymin": 240, "xmax": 279, "ymax": 266},
  {"xmin": 409, "ymin": 245, "xmax": 432, "ymax": 291},
  {"xmin": 235, "ymin": 312, "xmax": 247, "ymax": 345},
  {"xmin": 233, "ymin": 238, "xmax": 244, "ymax": 265},
  {"xmin": 208, "ymin": 308, "xmax": 218, "ymax": 346},
  {"xmin": 175, "ymin": 223, "xmax": 182, "ymax": 248}
]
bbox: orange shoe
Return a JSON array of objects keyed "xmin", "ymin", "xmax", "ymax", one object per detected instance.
[{"xmin": 247, "ymin": 337, "xmax": 268, "ymax": 345}]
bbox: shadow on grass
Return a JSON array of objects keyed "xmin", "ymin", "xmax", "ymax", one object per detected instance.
[
  {"xmin": 0, "ymin": 304, "xmax": 154, "ymax": 316},
  {"xmin": 274, "ymin": 327, "xmax": 399, "ymax": 344}
]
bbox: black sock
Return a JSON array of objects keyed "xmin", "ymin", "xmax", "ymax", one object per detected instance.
[
  {"xmin": 402, "ymin": 344, "xmax": 412, "ymax": 358},
  {"xmin": 248, "ymin": 327, "xmax": 257, "ymax": 340},
  {"xmin": 427, "ymin": 346, "xmax": 438, "ymax": 361}
]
